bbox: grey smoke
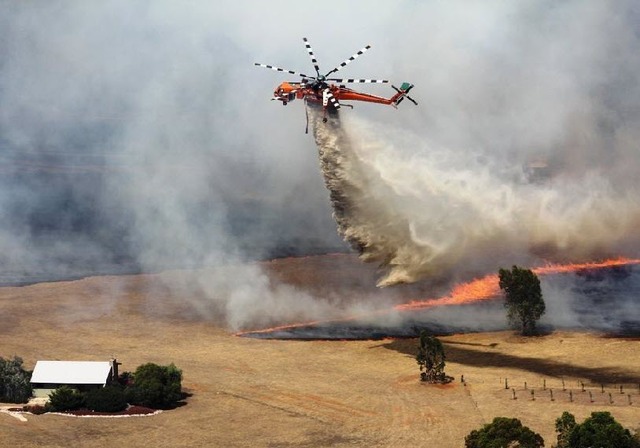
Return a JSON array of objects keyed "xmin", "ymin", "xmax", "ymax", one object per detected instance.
[
  {"xmin": 2, "ymin": 2, "xmax": 640, "ymax": 330},
  {"xmin": 0, "ymin": 2, "xmax": 345, "ymax": 284}
]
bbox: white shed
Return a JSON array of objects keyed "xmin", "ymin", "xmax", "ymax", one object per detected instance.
[{"xmin": 30, "ymin": 359, "xmax": 119, "ymax": 398}]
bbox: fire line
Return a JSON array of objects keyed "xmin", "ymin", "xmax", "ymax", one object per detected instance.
[{"xmin": 235, "ymin": 257, "xmax": 640, "ymax": 337}]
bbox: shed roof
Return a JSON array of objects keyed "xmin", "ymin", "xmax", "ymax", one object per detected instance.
[{"xmin": 31, "ymin": 361, "xmax": 113, "ymax": 385}]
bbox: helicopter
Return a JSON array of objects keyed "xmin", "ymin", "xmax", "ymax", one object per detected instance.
[{"xmin": 254, "ymin": 37, "xmax": 417, "ymax": 127}]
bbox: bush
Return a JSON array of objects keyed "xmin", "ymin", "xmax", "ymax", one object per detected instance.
[
  {"xmin": 562, "ymin": 411, "xmax": 640, "ymax": 448},
  {"xmin": 85, "ymin": 385, "xmax": 128, "ymax": 413},
  {"xmin": 0, "ymin": 356, "xmax": 33, "ymax": 403},
  {"xmin": 118, "ymin": 371, "xmax": 134, "ymax": 387},
  {"xmin": 46, "ymin": 386, "xmax": 85, "ymax": 412},
  {"xmin": 555, "ymin": 411, "xmax": 577, "ymax": 448},
  {"xmin": 126, "ymin": 363, "xmax": 182, "ymax": 409},
  {"xmin": 465, "ymin": 417, "xmax": 544, "ymax": 448},
  {"xmin": 23, "ymin": 404, "xmax": 46, "ymax": 415}
]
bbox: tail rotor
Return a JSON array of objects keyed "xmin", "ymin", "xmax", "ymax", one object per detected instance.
[{"xmin": 391, "ymin": 83, "xmax": 418, "ymax": 106}]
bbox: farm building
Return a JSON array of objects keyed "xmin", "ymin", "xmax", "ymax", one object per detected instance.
[{"xmin": 30, "ymin": 359, "xmax": 120, "ymax": 398}]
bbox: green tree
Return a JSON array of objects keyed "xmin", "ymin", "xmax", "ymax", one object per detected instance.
[
  {"xmin": 0, "ymin": 356, "xmax": 33, "ymax": 403},
  {"xmin": 465, "ymin": 417, "xmax": 544, "ymax": 448},
  {"xmin": 126, "ymin": 363, "xmax": 182, "ymax": 409},
  {"xmin": 416, "ymin": 331, "xmax": 451, "ymax": 383},
  {"xmin": 498, "ymin": 266, "xmax": 546, "ymax": 335},
  {"xmin": 555, "ymin": 411, "xmax": 577, "ymax": 448},
  {"xmin": 85, "ymin": 385, "xmax": 128, "ymax": 412},
  {"xmin": 564, "ymin": 411, "xmax": 640, "ymax": 448},
  {"xmin": 46, "ymin": 386, "xmax": 85, "ymax": 412}
]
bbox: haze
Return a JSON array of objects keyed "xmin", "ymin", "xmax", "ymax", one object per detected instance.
[{"xmin": 2, "ymin": 1, "xmax": 640, "ymax": 329}]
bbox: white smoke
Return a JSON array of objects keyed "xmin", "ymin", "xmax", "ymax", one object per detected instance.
[
  {"xmin": 2, "ymin": 2, "xmax": 640, "ymax": 331},
  {"xmin": 313, "ymin": 111, "xmax": 640, "ymax": 286}
]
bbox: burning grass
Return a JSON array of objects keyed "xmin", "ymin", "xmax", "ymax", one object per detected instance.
[{"xmin": 239, "ymin": 256, "xmax": 640, "ymax": 339}]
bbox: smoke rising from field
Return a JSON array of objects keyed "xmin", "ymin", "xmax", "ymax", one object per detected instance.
[
  {"xmin": 313, "ymin": 108, "xmax": 640, "ymax": 286},
  {"xmin": 0, "ymin": 2, "xmax": 343, "ymax": 285},
  {"xmin": 1, "ymin": 2, "xmax": 640, "ymax": 331}
]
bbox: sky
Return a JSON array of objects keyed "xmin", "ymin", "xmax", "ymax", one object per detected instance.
[{"xmin": 1, "ymin": 1, "xmax": 640, "ymax": 329}]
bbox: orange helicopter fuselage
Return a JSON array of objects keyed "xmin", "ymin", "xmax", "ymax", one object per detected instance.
[{"xmin": 273, "ymin": 82, "xmax": 395, "ymax": 107}]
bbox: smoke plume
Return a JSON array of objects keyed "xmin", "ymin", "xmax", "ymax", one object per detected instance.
[
  {"xmin": 2, "ymin": 2, "xmax": 640, "ymax": 331},
  {"xmin": 312, "ymin": 100, "xmax": 640, "ymax": 287}
]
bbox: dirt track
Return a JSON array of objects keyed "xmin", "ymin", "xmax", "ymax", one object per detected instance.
[{"xmin": 0, "ymin": 257, "xmax": 638, "ymax": 447}]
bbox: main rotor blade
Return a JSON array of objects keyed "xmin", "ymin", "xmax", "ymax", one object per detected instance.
[
  {"xmin": 325, "ymin": 45, "xmax": 371, "ymax": 77},
  {"xmin": 326, "ymin": 78, "xmax": 389, "ymax": 84},
  {"xmin": 254, "ymin": 63, "xmax": 313, "ymax": 78},
  {"xmin": 302, "ymin": 37, "xmax": 321, "ymax": 76}
]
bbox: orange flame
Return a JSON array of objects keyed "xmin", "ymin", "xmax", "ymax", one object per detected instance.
[
  {"xmin": 533, "ymin": 257, "xmax": 640, "ymax": 275},
  {"xmin": 397, "ymin": 257, "xmax": 640, "ymax": 312},
  {"xmin": 236, "ymin": 257, "xmax": 640, "ymax": 337}
]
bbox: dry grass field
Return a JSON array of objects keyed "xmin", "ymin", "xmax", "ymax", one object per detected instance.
[{"xmin": 1, "ymin": 255, "xmax": 639, "ymax": 447}]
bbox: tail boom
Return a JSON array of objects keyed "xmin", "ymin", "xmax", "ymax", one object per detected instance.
[{"xmin": 334, "ymin": 82, "xmax": 417, "ymax": 108}]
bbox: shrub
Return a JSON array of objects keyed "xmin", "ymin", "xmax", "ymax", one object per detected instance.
[
  {"xmin": 85, "ymin": 385, "xmax": 128, "ymax": 413},
  {"xmin": 118, "ymin": 371, "xmax": 134, "ymax": 387},
  {"xmin": 126, "ymin": 362, "xmax": 182, "ymax": 409},
  {"xmin": 23, "ymin": 404, "xmax": 46, "ymax": 415},
  {"xmin": 465, "ymin": 417, "xmax": 544, "ymax": 448},
  {"xmin": 555, "ymin": 411, "xmax": 577, "ymax": 448},
  {"xmin": 564, "ymin": 411, "xmax": 640, "ymax": 448},
  {"xmin": 46, "ymin": 386, "xmax": 85, "ymax": 412}
]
